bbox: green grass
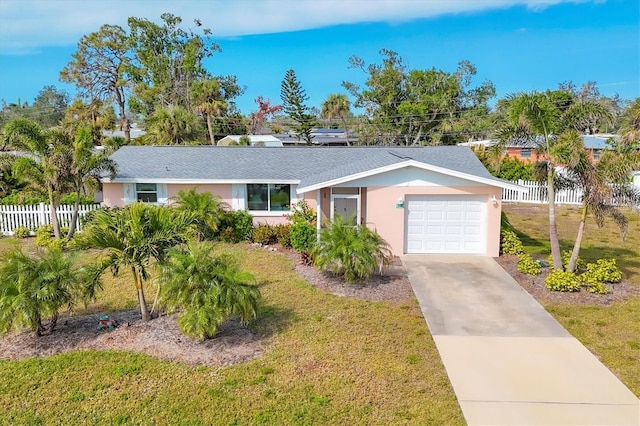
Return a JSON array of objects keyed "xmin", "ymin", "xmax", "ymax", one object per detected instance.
[
  {"xmin": 0, "ymin": 239, "xmax": 464, "ymax": 425},
  {"xmin": 503, "ymin": 204, "xmax": 640, "ymax": 396}
]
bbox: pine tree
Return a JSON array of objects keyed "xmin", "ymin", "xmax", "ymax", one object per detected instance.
[{"xmin": 280, "ymin": 69, "xmax": 316, "ymax": 145}]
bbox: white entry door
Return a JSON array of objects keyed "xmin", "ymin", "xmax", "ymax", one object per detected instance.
[
  {"xmin": 333, "ymin": 197, "xmax": 359, "ymax": 224},
  {"xmin": 405, "ymin": 195, "xmax": 486, "ymax": 254}
]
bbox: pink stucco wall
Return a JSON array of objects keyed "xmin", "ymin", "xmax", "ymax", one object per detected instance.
[
  {"xmin": 102, "ymin": 183, "xmax": 125, "ymax": 207},
  {"xmin": 167, "ymin": 184, "xmax": 232, "ymax": 207},
  {"xmin": 363, "ymin": 186, "xmax": 502, "ymax": 257}
]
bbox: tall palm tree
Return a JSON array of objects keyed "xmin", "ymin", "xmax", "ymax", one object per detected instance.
[
  {"xmin": 321, "ymin": 93, "xmax": 352, "ymax": 145},
  {"xmin": 2, "ymin": 119, "xmax": 74, "ymax": 238},
  {"xmin": 157, "ymin": 241, "xmax": 260, "ymax": 340},
  {"xmin": 173, "ymin": 189, "xmax": 229, "ymax": 241},
  {"xmin": 79, "ymin": 203, "xmax": 195, "ymax": 321},
  {"xmin": 65, "ymin": 125, "xmax": 117, "ymax": 239},
  {"xmin": 619, "ymin": 97, "xmax": 640, "ymax": 145},
  {"xmin": 0, "ymin": 247, "xmax": 101, "ymax": 336},
  {"xmin": 192, "ymin": 79, "xmax": 227, "ymax": 145},
  {"xmin": 499, "ymin": 92, "xmax": 613, "ymax": 269},
  {"xmin": 552, "ymin": 131, "xmax": 640, "ymax": 272}
]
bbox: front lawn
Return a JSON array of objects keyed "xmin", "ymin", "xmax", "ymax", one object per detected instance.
[
  {"xmin": 503, "ymin": 204, "xmax": 640, "ymax": 396},
  {"xmin": 0, "ymin": 239, "xmax": 464, "ymax": 425}
]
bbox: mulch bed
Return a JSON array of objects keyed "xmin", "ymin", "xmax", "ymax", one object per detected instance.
[{"xmin": 494, "ymin": 254, "xmax": 640, "ymax": 306}]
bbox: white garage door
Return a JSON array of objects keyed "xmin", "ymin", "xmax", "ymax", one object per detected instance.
[{"xmin": 405, "ymin": 195, "xmax": 486, "ymax": 254}]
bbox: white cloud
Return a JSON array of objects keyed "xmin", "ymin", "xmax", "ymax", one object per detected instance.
[{"xmin": 0, "ymin": 0, "xmax": 590, "ymax": 54}]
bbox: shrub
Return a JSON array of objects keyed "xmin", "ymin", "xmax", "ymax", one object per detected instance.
[
  {"xmin": 517, "ymin": 254, "xmax": 542, "ymax": 275},
  {"xmin": 545, "ymin": 270, "xmax": 581, "ymax": 292},
  {"xmin": 273, "ymin": 224, "xmax": 291, "ymax": 248},
  {"xmin": 217, "ymin": 210, "xmax": 254, "ymax": 243},
  {"xmin": 313, "ymin": 215, "xmax": 392, "ymax": 283},
  {"xmin": 579, "ymin": 259, "xmax": 621, "ymax": 295},
  {"xmin": 34, "ymin": 225, "xmax": 54, "ymax": 247},
  {"xmin": 500, "ymin": 229, "xmax": 524, "ymax": 255},
  {"xmin": 290, "ymin": 200, "xmax": 316, "ymax": 225},
  {"xmin": 290, "ymin": 221, "xmax": 316, "ymax": 252},
  {"xmin": 13, "ymin": 226, "xmax": 31, "ymax": 238},
  {"xmin": 253, "ymin": 224, "xmax": 277, "ymax": 245}
]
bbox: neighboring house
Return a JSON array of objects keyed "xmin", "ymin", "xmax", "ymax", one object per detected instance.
[
  {"xmin": 461, "ymin": 135, "xmax": 617, "ymax": 164},
  {"xmin": 277, "ymin": 128, "xmax": 352, "ymax": 146},
  {"xmin": 217, "ymin": 135, "xmax": 284, "ymax": 147},
  {"xmin": 102, "ymin": 146, "xmax": 524, "ymax": 257}
]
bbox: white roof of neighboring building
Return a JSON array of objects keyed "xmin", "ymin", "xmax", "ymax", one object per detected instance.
[{"xmin": 217, "ymin": 135, "xmax": 283, "ymax": 147}]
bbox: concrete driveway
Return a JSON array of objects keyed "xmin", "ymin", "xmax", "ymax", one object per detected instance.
[{"xmin": 403, "ymin": 255, "xmax": 640, "ymax": 426}]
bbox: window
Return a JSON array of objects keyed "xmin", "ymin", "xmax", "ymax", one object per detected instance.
[
  {"xmin": 136, "ymin": 183, "xmax": 158, "ymax": 203},
  {"xmin": 247, "ymin": 184, "xmax": 290, "ymax": 211},
  {"xmin": 521, "ymin": 149, "xmax": 532, "ymax": 159},
  {"xmin": 593, "ymin": 149, "xmax": 601, "ymax": 160}
]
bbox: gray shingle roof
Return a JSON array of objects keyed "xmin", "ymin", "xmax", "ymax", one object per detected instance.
[{"xmin": 108, "ymin": 145, "xmax": 508, "ymax": 190}]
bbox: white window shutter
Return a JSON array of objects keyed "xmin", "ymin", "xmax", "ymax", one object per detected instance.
[
  {"xmin": 124, "ymin": 183, "xmax": 135, "ymax": 205},
  {"xmin": 232, "ymin": 184, "xmax": 246, "ymax": 211},
  {"xmin": 290, "ymin": 185, "xmax": 298, "ymax": 209},
  {"xmin": 157, "ymin": 184, "xmax": 169, "ymax": 205}
]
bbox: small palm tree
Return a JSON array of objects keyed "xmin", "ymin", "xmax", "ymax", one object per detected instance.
[
  {"xmin": 143, "ymin": 106, "xmax": 204, "ymax": 145},
  {"xmin": 173, "ymin": 189, "xmax": 229, "ymax": 240},
  {"xmin": 79, "ymin": 203, "xmax": 195, "ymax": 321},
  {"xmin": 0, "ymin": 247, "xmax": 101, "ymax": 336},
  {"xmin": 157, "ymin": 241, "xmax": 260, "ymax": 340},
  {"xmin": 192, "ymin": 79, "xmax": 227, "ymax": 145},
  {"xmin": 313, "ymin": 214, "xmax": 392, "ymax": 283},
  {"xmin": 321, "ymin": 93, "xmax": 352, "ymax": 145}
]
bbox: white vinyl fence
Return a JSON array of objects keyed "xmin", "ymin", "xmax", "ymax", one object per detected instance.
[
  {"xmin": 0, "ymin": 203, "xmax": 100, "ymax": 236},
  {"xmin": 502, "ymin": 180, "xmax": 640, "ymax": 206}
]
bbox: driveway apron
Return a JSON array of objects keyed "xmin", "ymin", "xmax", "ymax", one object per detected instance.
[{"xmin": 403, "ymin": 255, "xmax": 639, "ymax": 426}]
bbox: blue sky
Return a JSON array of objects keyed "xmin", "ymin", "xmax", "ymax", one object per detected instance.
[{"xmin": 0, "ymin": 0, "xmax": 638, "ymax": 115}]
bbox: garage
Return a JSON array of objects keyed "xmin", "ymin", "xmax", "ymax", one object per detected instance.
[{"xmin": 405, "ymin": 195, "xmax": 486, "ymax": 254}]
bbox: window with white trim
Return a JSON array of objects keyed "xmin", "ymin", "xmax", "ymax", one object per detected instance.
[
  {"xmin": 521, "ymin": 148, "xmax": 532, "ymax": 159},
  {"xmin": 247, "ymin": 184, "xmax": 291, "ymax": 211},
  {"xmin": 136, "ymin": 183, "xmax": 158, "ymax": 203}
]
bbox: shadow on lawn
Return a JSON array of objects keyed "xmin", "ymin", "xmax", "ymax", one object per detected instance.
[
  {"xmin": 577, "ymin": 246, "xmax": 640, "ymax": 282},
  {"xmin": 255, "ymin": 304, "xmax": 297, "ymax": 338}
]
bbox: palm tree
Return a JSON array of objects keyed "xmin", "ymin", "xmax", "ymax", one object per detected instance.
[
  {"xmin": 552, "ymin": 131, "xmax": 640, "ymax": 272},
  {"xmin": 2, "ymin": 118, "xmax": 74, "ymax": 238},
  {"xmin": 143, "ymin": 106, "xmax": 204, "ymax": 145},
  {"xmin": 499, "ymin": 92, "xmax": 613, "ymax": 269},
  {"xmin": 321, "ymin": 93, "xmax": 352, "ymax": 145},
  {"xmin": 79, "ymin": 202, "xmax": 195, "ymax": 321},
  {"xmin": 619, "ymin": 97, "xmax": 640, "ymax": 145},
  {"xmin": 157, "ymin": 241, "xmax": 261, "ymax": 340},
  {"xmin": 192, "ymin": 79, "xmax": 227, "ymax": 145},
  {"xmin": 0, "ymin": 247, "xmax": 101, "ymax": 336},
  {"xmin": 173, "ymin": 189, "xmax": 229, "ymax": 241},
  {"xmin": 65, "ymin": 125, "xmax": 117, "ymax": 239},
  {"xmin": 313, "ymin": 214, "xmax": 392, "ymax": 283}
]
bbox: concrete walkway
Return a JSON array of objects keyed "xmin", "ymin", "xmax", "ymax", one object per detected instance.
[{"xmin": 403, "ymin": 255, "xmax": 640, "ymax": 426}]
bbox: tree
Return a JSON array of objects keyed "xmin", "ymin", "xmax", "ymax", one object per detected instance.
[
  {"xmin": 551, "ymin": 131, "xmax": 640, "ymax": 272},
  {"xmin": 249, "ymin": 96, "xmax": 282, "ymax": 135},
  {"xmin": 321, "ymin": 93, "xmax": 352, "ymax": 145},
  {"xmin": 498, "ymin": 91, "xmax": 613, "ymax": 269},
  {"xmin": 191, "ymin": 79, "xmax": 227, "ymax": 145},
  {"xmin": 142, "ymin": 106, "xmax": 205, "ymax": 145},
  {"xmin": 173, "ymin": 189, "xmax": 229, "ymax": 240},
  {"xmin": 127, "ymin": 13, "xmax": 220, "ymax": 116},
  {"xmin": 280, "ymin": 69, "xmax": 316, "ymax": 145},
  {"xmin": 65, "ymin": 125, "xmax": 117, "ymax": 239},
  {"xmin": 60, "ymin": 25, "xmax": 132, "ymax": 141},
  {"xmin": 0, "ymin": 248, "xmax": 101, "ymax": 336},
  {"xmin": 157, "ymin": 241, "xmax": 260, "ymax": 340},
  {"xmin": 343, "ymin": 49, "xmax": 495, "ymax": 145},
  {"xmin": 79, "ymin": 203, "xmax": 195, "ymax": 321},
  {"xmin": 31, "ymin": 85, "xmax": 70, "ymax": 128},
  {"xmin": 619, "ymin": 98, "xmax": 640, "ymax": 145},
  {"xmin": 2, "ymin": 119, "xmax": 74, "ymax": 238}
]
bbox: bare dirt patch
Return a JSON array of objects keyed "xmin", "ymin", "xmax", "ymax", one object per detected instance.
[{"xmin": 495, "ymin": 254, "xmax": 640, "ymax": 305}]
